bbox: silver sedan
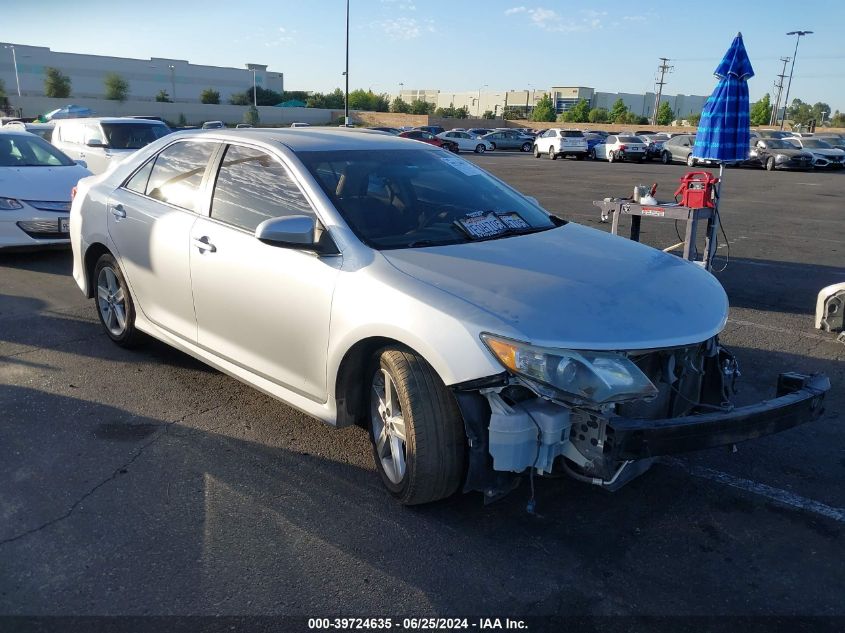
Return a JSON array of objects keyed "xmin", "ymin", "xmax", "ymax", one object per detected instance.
[{"xmin": 70, "ymin": 128, "xmax": 829, "ymax": 505}]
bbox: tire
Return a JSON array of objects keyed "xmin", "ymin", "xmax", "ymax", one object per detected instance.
[
  {"xmin": 368, "ymin": 348, "xmax": 465, "ymax": 505},
  {"xmin": 475, "ymin": 144, "xmax": 486, "ymax": 153},
  {"xmin": 588, "ymin": 148, "xmax": 596, "ymax": 160},
  {"xmin": 448, "ymin": 144, "xmax": 459, "ymax": 154},
  {"xmin": 489, "ymin": 142, "xmax": 497, "ymax": 150},
  {"xmin": 549, "ymin": 147, "xmax": 557, "ymax": 160},
  {"xmin": 608, "ymin": 150, "xmax": 616, "ymax": 163},
  {"xmin": 686, "ymin": 154, "xmax": 696, "ymax": 167},
  {"xmin": 661, "ymin": 151, "xmax": 671, "ymax": 165},
  {"xmin": 766, "ymin": 157, "xmax": 775, "ymax": 171},
  {"xmin": 521, "ymin": 142, "xmax": 532, "ymax": 152},
  {"xmin": 533, "ymin": 144, "xmax": 541, "ymax": 158},
  {"xmin": 93, "ymin": 253, "xmax": 143, "ymax": 348}
]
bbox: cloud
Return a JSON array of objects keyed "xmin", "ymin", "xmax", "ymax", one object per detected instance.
[
  {"xmin": 622, "ymin": 15, "xmax": 647, "ymax": 22},
  {"xmin": 381, "ymin": 0, "xmax": 416, "ymax": 10},
  {"xmin": 503, "ymin": 6, "xmax": 605, "ymax": 32},
  {"xmin": 264, "ymin": 26, "xmax": 296, "ymax": 47},
  {"xmin": 378, "ymin": 17, "xmax": 434, "ymax": 40}
]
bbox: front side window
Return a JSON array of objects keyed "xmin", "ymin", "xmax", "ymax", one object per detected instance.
[
  {"xmin": 299, "ymin": 149, "xmax": 556, "ymax": 250},
  {"xmin": 58, "ymin": 124, "xmax": 83, "ymax": 145},
  {"xmin": 211, "ymin": 144, "xmax": 313, "ymax": 232},
  {"xmin": 83, "ymin": 124, "xmax": 104, "ymax": 145},
  {"xmin": 145, "ymin": 141, "xmax": 217, "ymax": 211}
]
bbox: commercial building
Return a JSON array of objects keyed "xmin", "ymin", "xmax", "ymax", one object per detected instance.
[
  {"xmin": 399, "ymin": 86, "xmax": 709, "ymax": 120},
  {"xmin": 0, "ymin": 42, "xmax": 284, "ymax": 103}
]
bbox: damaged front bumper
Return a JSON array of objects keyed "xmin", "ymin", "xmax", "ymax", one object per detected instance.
[{"xmin": 453, "ymin": 371, "xmax": 830, "ymax": 501}]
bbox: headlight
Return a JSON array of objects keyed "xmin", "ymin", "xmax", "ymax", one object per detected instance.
[
  {"xmin": 481, "ymin": 334, "xmax": 658, "ymax": 405},
  {"xmin": 775, "ymin": 154, "xmax": 788, "ymax": 162},
  {"xmin": 0, "ymin": 197, "xmax": 24, "ymax": 211}
]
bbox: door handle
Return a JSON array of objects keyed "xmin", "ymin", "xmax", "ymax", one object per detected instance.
[
  {"xmin": 110, "ymin": 203, "xmax": 126, "ymax": 219},
  {"xmin": 192, "ymin": 236, "xmax": 217, "ymax": 253}
]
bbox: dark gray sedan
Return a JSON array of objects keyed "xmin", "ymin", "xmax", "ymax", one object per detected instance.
[
  {"xmin": 481, "ymin": 130, "xmax": 535, "ymax": 152},
  {"xmin": 746, "ymin": 138, "xmax": 815, "ymax": 171}
]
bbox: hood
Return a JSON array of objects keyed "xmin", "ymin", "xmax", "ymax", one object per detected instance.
[
  {"xmin": 0, "ymin": 164, "xmax": 91, "ymax": 201},
  {"xmin": 807, "ymin": 147, "xmax": 845, "ymax": 156},
  {"xmin": 768, "ymin": 147, "xmax": 813, "ymax": 158},
  {"xmin": 382, "ymin": 223, "xmax": 729, "ymax": 351}
]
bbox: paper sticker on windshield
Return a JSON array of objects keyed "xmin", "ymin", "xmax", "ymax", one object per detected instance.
[
  {"xmin": 495, "ymin": 212, "xmax": 530, "ymax": 230},
  {"xmin": 456, "ymin": 212, "xmax": 507, "ymax": 239},
  {"xmin": 439, "ymin": 154, "xmax": 483, "ymax": 177}
]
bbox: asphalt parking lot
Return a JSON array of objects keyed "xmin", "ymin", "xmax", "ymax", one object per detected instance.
[{"xmin": 1, "ymin": 154, "xmax": 843, "ymax": 626}]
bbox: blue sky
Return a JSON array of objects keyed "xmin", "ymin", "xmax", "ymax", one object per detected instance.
[{"xmin": 2, "ymin": 0, "xmax": 843, "ymax": 110}]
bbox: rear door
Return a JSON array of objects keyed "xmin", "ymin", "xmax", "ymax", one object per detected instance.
[
  {"xmin": 107, "ymin": 139, "xmax": 220, "ymax": 342},
  {"xmin": 189, "ymin": 143, "xmax": 340, "ymax": 400}
]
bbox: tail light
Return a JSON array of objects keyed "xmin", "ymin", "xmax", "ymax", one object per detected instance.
[
  {"xmin": 71, "ymin": 186, "xmax": 77, "ymax": 201},
  {"xmin": 618, "ymin": 144, "xmax": 628, "ymax": 151}
]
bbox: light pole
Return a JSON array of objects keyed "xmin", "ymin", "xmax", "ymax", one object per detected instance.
[
  {"xmin": 477, "ymin": 84, "xmax": 487, "ymax": 117},
  {"xmin": 167, "ymin": 64, "xmax": 176, "ymax": 102},
  {"xmin": 250, "ymin": 68, "xmax": 258, "ymax": 106},
  {"xmin": 3, "ymin": 45, "xmax": 21, "ymax": 97},
  {"xmin": 344, "ymin": 0, "xmax": 350, "ymax": 125},
  {"xmin": 780, "ymin": 30, "xmax": 813, "ymax": 130}
]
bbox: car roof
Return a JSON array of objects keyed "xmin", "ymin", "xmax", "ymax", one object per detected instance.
[
  {"xmin": 169, "ymin": 127, "xmax": 440, "ymax": 152},
  {"xmin": 55, "ymin": 117, "xmax": 168, "ymax": 125}
]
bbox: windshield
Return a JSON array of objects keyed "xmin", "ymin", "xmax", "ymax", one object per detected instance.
[
  {"xmin": 0, "ymin": 133, "xmax": 75, "ymax": 167},
  {"xmin": 764, "ymin": 140, "xmax": 796, "ymax": 149},
  {"xmin": 298, "ymin": 149, "xmax": 556, "ymax": 250},
  {"xmin": 102, "ymin": 123, "xmax": 170, "ymax": 149},
  {"xmin": 800, "ymin": 139, "xmax": 832, "ymax": 149}
]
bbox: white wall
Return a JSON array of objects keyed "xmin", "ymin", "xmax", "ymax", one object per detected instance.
[{"xmin": 8, "ymin": 96, "xmax": 334, "ymax": 126}]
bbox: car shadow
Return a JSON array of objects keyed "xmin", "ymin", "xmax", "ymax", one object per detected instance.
[{"xmin": 0, "ymin": 247, "xmax": 72, "ymax": 276}]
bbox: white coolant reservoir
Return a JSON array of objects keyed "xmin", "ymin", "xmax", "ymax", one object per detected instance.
[{"xmin": 487, "ymin": 392, "xmax": 571, "ymax": 474}]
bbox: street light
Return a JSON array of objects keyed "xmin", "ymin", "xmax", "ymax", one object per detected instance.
[
  {"xmin": 780, "ymin": 30, "xmax": 813, "ymax": 130},
  {"xmin": 477, "ymin": 84, "xmax": 487, "ymax": 117},
  {"xmin": 3, "ymin": 44, "xmax": 21, "ymax": 97},
  {"xmin": 344, "ymin": 0, "xmax": 350, "ymax": 125},
  {"xmin": 250, "ymin": 68, "xmax": 257, "ymax": 107},
  {"xmin": 168, "ymin": 64, "xmax": 176, "ymax": 102}
]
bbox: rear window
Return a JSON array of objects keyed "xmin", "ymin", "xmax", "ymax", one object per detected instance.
[
  {"xmin": 561, "ymin": 131, "xmax": 584, "ymax": 137},
  {"xmin": 618, "ymin": 136, "xmax": 640, "ymax": 143}
]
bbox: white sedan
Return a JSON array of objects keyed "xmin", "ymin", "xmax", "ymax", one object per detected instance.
[
  {"xmin": 436, "ymin": 131, "xmax": 494, "ymax": 153},
  {"xmin": 785, "ymin": 138, "xmax": 845, "ymax": 169},
  {"xmin": 0, "ymin": 130, "xmax": 91, "ymax": 249},
  {"xmin": 592, "ymin": 134, "xmax": 648, "ymax": 163}
]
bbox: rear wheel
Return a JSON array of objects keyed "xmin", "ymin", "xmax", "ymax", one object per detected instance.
[
  {"xmin": 94, "ymin": 253, "xmax": 143, "ymax": 348},
  {"xmin": 549, "ymin": 147, "xmax": 557, "ymax": 160},
  {"xmin": 368, "ymin": 348, "xmax": 465, "ymax": 505},
  {"xmin": 521, "ymin": 142, "xmax": 532, "ymax": 152},
  {"xmin": 766, "ymin": 157, "xmax": 775, "ymax": 171},
  {"xmin": 475, "ymin": 144, "xmax": 486, "ymax": 153},
  {"xmin": 661, "ymin": 151, "xmax": 671, "ymax": 165},
  {"xmin": 608, "ymin": 150, "xmax": 616, "ymax": 163},
  {"xmin": 588, "ymin": 148, "xmax": 596, "ymax": 160}
]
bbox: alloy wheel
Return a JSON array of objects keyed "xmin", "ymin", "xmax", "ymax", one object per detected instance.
[
  {"xmin": 97, "ymin": 266, "xmax": 127, "ymax": 337},
  {"xmin": 371, "ymin": 368, "xmax": 407, "ymax": 485}
]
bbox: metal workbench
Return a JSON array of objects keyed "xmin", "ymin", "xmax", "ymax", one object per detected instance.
[{"xmin": 592, "ymin": 199, "xmax": 718, "ymax": 269}]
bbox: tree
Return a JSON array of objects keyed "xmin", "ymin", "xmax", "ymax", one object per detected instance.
[
  {"xmin": 0, "ymin": 78, "xmax": 5, "ymax": 98},
  {"xmin": 230, "ymin": 92, "xmax": 250, "ymax": 105},
  {"xmin": 390, "ymin": 97, "xmax": 411, "ymax": 113},
  {"xmin": 609, "ymin": 98, "xmax": 628, "ymax": 123},
  {"xmin": 104, "ymin": 73, "xmax": 129, "ymax": 102},
  {"xmin": 810, "ymin": 101, "xmax": 831, "ymax": 125},
  {"xmin": 481, "ymin": 110, "xmax": 495, "ymax": 120},
  {"xmin": 624, "ymin": 111, "xmax": 644, "ymax": 125},
  {"xmin": 244, "ymin": 105, "xmax": 260, "ymax": 126},
  {"xmin": 830, "ymin": 110, "xmax": 845, "ymax": 127},
  {"xmin": 588, "ymin": 107, "xmax": 608, "ymax": 123},
  {"xmin": 155, "ymin": 89, "xmax": 171, "ymax": 103},
  {"xmin": 749, "ymin": 93, "xmax": 771, "ymax": 126},
  {"xmin": 306, "ymin": 88, "xmax": 345, "ymax": 109},
  {"xmin": 568, "ymin": 98, "xmax": 591, "ymax": 123},
  {"xmin": 200, "ymin": 88, "xmax": 220, "ymax": 105},
  {"xmin": 44, "ymin": 67, "xmax": 72, "ymax": 98},
  {"xmin": 531, "ymin": 94, "xmax": 556, "ymax": 122},
  {"xmin": 502, "ymin": 106, "xmax": 523, "ymax": 120},
  {"xmin": 410, "ymin": 99, "xmax": 434, "ymax": 115},
  {"xmin": 687, "ymin": 112, "xmax": 702, "ymax": 126},
  {"xmin": 787, "ymin": 98, "xmax": 813, "ymax": 125},
  {"xmin": 454, "ymin": 106, "xmax": 469, "ymax": 119},
  {"xmin": 656, "ymin": 101, "xmax": 675, "ymax": 126},
  {"xmin": 177, "ymin": 113, "xmax": 187, "ymax": 127},
  {"xmin": 347, "ymin": 89, "xmax": 390, "ymax": 112},
  {"xmin": 556, "ymin": 111, "xmax": 575, "ymax": 123}
]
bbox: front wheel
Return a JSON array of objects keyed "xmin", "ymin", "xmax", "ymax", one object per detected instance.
[
  {"xmin": 661, "ymin": 151, "xmax": 671, "ymax": 165},
  {"xmin": 686, "ymin": 154, "xmax": 696, "ymax": 167},
  {"xmin": 588, "ymin": 148, "xmax": 596, "ymax": 160},
  {"xmin": 368, "ymin": 348, "xmax": 465, "ymax": 505},
  {"xmin": 94, "ymin": 253, "xmax": 143, "ymax": 347},
  {"xmin": 475, "ymin": 144, "xmax": 486, "ymax": 153},
  {"xmin": 766, "ymin": 157, "xmax": 775, "ymax": 171},
  {"xmin": 549, "ymin": 147, "xmax": 557, "ymax": 160},
  {"xmin": 521, "ymin": 142, "xmax": 532, "ymax": 152}
]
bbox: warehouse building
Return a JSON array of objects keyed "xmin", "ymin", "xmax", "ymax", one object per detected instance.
[{"xmin": 0, "ymin": 42, "xmax": 283, "ymax": 103}]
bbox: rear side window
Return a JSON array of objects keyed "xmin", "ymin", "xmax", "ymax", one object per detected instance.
[
  {"xmin": 124, "ymin": 160, "xmax": 154, "ymax": 194},
  {"xmin": 210, "ymin": 144, "xmax": 313, "ymax": 232},
  {"xmin": 145, "ymin": 141, "xmax": 216, "ymax": 211}
]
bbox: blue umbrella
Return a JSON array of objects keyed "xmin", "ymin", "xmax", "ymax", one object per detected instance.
[
  {"xmin": 693, "ymin": 32, "xmax": 754, "ymax": 163},
  {"xmin": 692, "ymin": 33, "xmax": 754, "ymax": 272}
]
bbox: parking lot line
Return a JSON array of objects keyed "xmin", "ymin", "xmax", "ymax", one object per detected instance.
[{"xmin": 664, "ymin": 457, "xmax": 845, "ymax": 523}]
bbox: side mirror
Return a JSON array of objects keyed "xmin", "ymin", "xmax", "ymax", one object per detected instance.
[
  {"xmin": 75, "ymin": 159, "xmax": 88, "ymax": 168},
  {"xmin": 86, "ymin": 139, "xmax": 107, "ymax": 148},
  {"xmin": 256, "ymin": 215, "xmax": 316, "ymax": 248}
]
